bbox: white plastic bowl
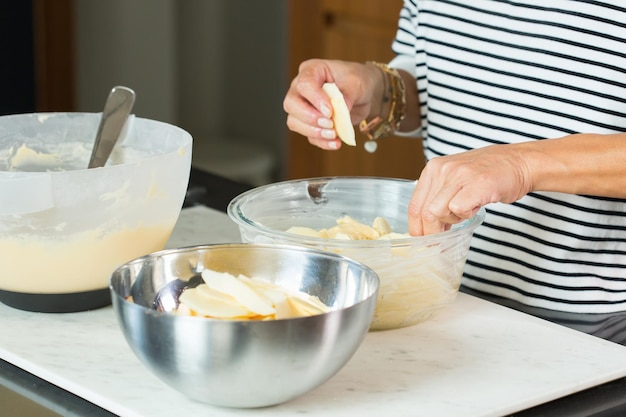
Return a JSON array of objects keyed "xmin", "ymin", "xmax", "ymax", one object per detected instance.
[{"xmin": 0, "ymin": 112, "xmax": 192, "ymax": 312}]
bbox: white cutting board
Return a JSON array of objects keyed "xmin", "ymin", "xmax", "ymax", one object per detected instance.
[{"xmin": 1, "ymin": 206, "xmax": 626, "ymax": 417}]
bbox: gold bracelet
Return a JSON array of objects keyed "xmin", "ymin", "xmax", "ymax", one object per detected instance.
[{"xmin": 358, "ymin": 61, "xmax": 407, "ymax": 144}]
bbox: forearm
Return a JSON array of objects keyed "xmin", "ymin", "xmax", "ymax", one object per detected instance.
[
  {"xmin": 396, "ymin": 69, "xmax": 421, "ymax": 133},
  {"xmin": 520, "ymin": 133, "xmax": 626, "ymax": 198}
]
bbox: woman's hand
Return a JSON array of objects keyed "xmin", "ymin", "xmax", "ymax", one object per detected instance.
[
  {"xmin": 408, "ymin": 144, "xmax": 533, "ymax": 236},
  {"xmin": 283, "ymin": 59, "xmax": 381, "ymax": 150},
  {"xmin": 409, "ymin": 132, "xmax": 626, "ymax": 235}
]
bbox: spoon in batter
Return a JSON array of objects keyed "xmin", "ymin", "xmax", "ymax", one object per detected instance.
[{"xmin": 88, "ymin": 86, "xmax": 136, "ymax": 168}]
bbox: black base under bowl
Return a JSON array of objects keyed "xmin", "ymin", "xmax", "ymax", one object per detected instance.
[{"xmin": 0, "ymin": 288, "xmax": 111, "ymax": 313}]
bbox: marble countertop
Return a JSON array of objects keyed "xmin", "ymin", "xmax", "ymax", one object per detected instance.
[{"xmin": 2, "ymin": 206, "xmax": 626, "ymax": 417}]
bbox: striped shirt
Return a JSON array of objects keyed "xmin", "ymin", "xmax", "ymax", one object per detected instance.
[{"xmin": 390, "ymin": 0, "xmax": 626, "ymax": 313}]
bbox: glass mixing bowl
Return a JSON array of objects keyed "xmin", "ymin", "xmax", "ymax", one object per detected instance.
[{"xmin": 228, "ymin": 177, "xmax": 485, "ymax": 330}]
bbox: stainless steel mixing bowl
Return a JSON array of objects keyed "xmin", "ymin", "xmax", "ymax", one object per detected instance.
[{"xmin": 109, "ymin": 243, "xmax": 379, "ymax": 408}]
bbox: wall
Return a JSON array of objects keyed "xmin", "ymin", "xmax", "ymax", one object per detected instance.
[
  {"xmin": 74, "ymin": 0, "xmax": 288, "ymax": 179},
  {"xmin": 74, "ymin": 0, "xmax": 178, "ymax": 123},
  {"xmin": 0, "ymin": 2, "xmax": 35, "ymax": 115}
]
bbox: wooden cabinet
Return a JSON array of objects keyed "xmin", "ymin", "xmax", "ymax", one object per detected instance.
[
  {"xmin": 285, "ymin": 0, "xmax": 425, "ymax": 180},
  {"xmin": 33, "ymin": 0, "xmax": 76, "ymax": 112}
]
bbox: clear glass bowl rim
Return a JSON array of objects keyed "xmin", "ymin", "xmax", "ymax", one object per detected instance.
[{"xmin": 227, "ymin": 176, "xmax": 486, "ymax": 249}]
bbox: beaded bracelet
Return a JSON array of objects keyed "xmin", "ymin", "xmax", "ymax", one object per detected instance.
[{"xmin": 358, "ymin": 61, "xmax": 407, "ymax": 151}]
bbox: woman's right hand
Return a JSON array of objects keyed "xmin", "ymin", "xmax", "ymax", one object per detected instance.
[{"xmin": 283, "ymin": 59, "xmax": 381, "ymax": 150}]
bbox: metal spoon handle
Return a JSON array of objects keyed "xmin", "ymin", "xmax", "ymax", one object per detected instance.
[{"xmin": 88, "ymin": 86, "xmax": 136, "ymax": 168}]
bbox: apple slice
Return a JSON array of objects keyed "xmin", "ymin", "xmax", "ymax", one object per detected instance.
[
  {"xmin": 178, "ymin": 284, "xmax": 251, "ymax": 318},
  {"xmin": 201, "ymin": 270, "xmax": 275, "ymax": 316},
  {"xmin": 322, "ymin": 82, "xmax": 356, "ymax": 146},
  {"xmin": 372, "ymin": 216, "xmax": 393, "ymax": 236},
  {"xmin": 288, "ymin": 294, "xmax": 329, "ymax": 316}
]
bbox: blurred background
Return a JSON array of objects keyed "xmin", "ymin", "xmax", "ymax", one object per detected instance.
[{"xmin": 0, "ymin": 0, "xmax": 423, "ymax": 187}]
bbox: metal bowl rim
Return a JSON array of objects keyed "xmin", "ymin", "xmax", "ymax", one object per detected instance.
[{"xmin": 109, "ymin": 242, "xmax": 380, "ymax": 322}]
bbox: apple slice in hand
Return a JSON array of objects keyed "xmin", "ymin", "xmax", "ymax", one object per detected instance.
[{"xmin": 322, "ymin": 83, "xmax": 356, "ymax": 146}]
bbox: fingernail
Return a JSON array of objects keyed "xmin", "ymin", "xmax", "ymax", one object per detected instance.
[
  {"xmin": 321, "ymin": 129, "xmax": 336, "ymax": 139},
  {"xmin": 328, "ymin": 140, "xmax": 339, "ymax": 150},
  {"xmin": 317, "ymin": 117, "xmax": 333, "ymax": 129},
  {"xmin": 320, "ymin": 103, "xmax": 332, "ymax": 118}
]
